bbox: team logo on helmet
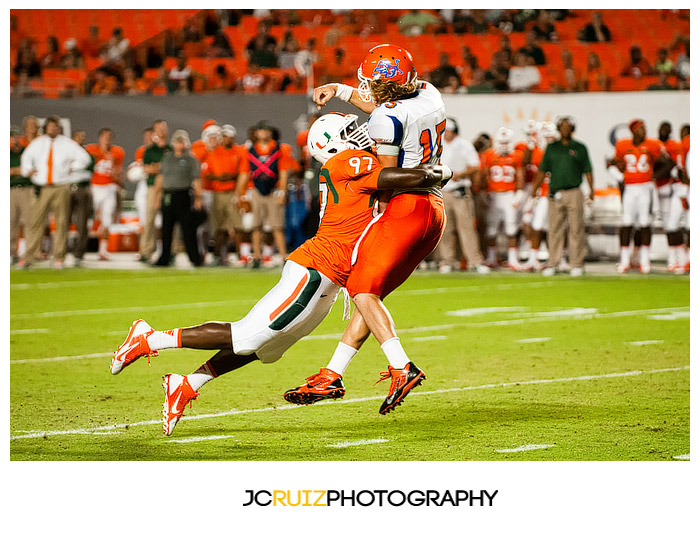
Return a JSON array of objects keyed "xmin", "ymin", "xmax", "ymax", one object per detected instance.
[{"xmin": 372, "ymin": 58, "xmax": 403, "ymax": 80}]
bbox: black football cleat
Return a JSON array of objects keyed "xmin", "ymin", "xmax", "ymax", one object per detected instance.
[{"xmin": 376, "ymin": 361, "xmax": 426, "ymax": 415}]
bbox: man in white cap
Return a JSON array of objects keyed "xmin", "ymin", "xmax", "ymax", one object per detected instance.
[{"xmin": 436, "ymin": 117, "xmax": 489, "ymax": 273}]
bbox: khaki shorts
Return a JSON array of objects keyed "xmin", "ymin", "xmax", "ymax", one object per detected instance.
[
  {"xmin": 211, "ymin": 191, "xmax": 240, "ymax": 232},
  {"xmin": 251, "ymin": 187, "xmax": 285, "ymax": 230}
]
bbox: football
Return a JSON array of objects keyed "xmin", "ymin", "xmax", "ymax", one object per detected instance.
[{"xmin": 126, "ymin": 161, "xmax": 147, "ymax": 183}]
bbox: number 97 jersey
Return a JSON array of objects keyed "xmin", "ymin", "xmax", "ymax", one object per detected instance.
[
  {"xmin": 367, "ymin": 81, "xmax": 446, "ymax": 196},
  {"xmin": 287, "ymin": 149, "xmax": 382, "ymax": 287}
]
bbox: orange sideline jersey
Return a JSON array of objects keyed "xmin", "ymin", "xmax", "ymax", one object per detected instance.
[
  {"xmin": 202, "ymin": 145, "xmax": 250, "ymax": 192},
  {"xmin": 135, "ymin": 144, "xmax": 146, "ymax": 162},
  {"xmin": 191, "ymin": 139, "xmax": 211, "ymax": 190},
  {"xmin": 681, "ymin": 135, "xmax": 690, "ymax": 169},
  {"xmin": 615, "ymin": 138, "xmax": 664, "ymax": 185},
  {"xmin": 658, "ymin": 139, "xmax": 682, "ymax": 187},
  {"xmin": 514, "ymin": 142, "xmax": 543, "ymax": 184},
  {"xmin": 482, "ymin": 148, "xmax": 523, "ymax": 192},
  {"xmin": 281, "ymin": 142, "xmax": 301, "ymax": 174},
  {"xmin": 287, "ymin": 149, "xmax": 382, "ymax": 287},
  {"xmin": 86, "ymin": 144, "xmax": 125, "ymax": 185}
]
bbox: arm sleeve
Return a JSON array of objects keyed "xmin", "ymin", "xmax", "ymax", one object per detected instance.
[{"xmin": 539, "ymin": 146, "xmax": 551, "ymax": 173}]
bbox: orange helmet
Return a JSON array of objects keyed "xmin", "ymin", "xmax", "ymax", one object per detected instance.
[{"xmin": 357, "ymin": 44, "xmax": 417, "ymax": 103}]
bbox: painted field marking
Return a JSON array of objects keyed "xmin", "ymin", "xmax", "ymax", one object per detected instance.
[
  {"xmin": 627, "ymin": 340, "xmax": 665, "ymax": 346},
  {"xmin": 445, "ymin": 306, "xmax": 530, "ymax": 317},
  {"xmin": 10, "ymin": 274, "xmax": 216, "ymax": 291},
  {"xmin": 326, "ymin": 438, "xmax": 390, "ymax": 448},
  {"xmin": 166, "ymin": 435, "xmax": 236, "ymax": 444},
  {"xmin": 673, "ymin": 454, "xmax": 690, "ymax": 460},
  {"xmin": 409, "ymin": 335, "xmax": 448, "ymax": 342},
  {"xmin": 516, "ymin": 337, "xmax": 552, "ymax": 343},
  {"xmin": 10, "ymin": 365, "xmax": 689, "ymax": 440},
  {"xmin": 495, "ymin": 444, "xmax": 556, "ymax": 453},
  {"xmin": 10, "ymin": 306, "xmax": 690, "ymax": 365},
  {"xmin": 647, "ymin": 312, "xmax": 690, "ymax": 320},
  {"xmin": 10, "ymin": 329, "xmax": 49, "ymax": 335}
]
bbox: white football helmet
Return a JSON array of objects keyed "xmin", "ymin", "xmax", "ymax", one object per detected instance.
[
  {"xmin": 202, "ymin": 124, "xmax": 223, "ymax": 150},
  {"xmin": 524, "ymin": 120, "xmax": 542, "ymax": 147},
  {"xmin": 494, "ymin": 127, "xmax": 514, "ymax": 155},
  {"xmin": 540, "ymin": 121, "xmax": 559, "ymax": 147},
  {"xmin": 308, "ymin": 113, "xmax": 373, "ymax": 164}
]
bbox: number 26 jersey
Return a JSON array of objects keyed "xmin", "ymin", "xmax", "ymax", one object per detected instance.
[{"xmin": 287, "ymin": 149, "xmax": 382, "ymax": 287}]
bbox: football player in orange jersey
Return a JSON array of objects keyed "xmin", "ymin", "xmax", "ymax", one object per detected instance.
[
  {"xmin": 608, "ymin": 119, "xmax": 674, "ymax": 273},
  {"xmin": 291, "ymin": 44, "xmax": 448, "ymax": 415},
  {"xmin": 516, "ymin": 120, "xmax": 544, "ymax": 270},
  {"xmin": 110, "ymin": 113, "xmax": 450, "ymax": 436},
  {"xmin": 482, "ymin": 127, "xmax": 526, "ymax": 270},
  {"xmin": 86, "ymin": 127, "xmax": 125, "ymax": 261}
]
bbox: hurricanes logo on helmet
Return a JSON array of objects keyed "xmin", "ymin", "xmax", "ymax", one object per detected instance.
[{"xmin": 372, "ymin": 58, "xmax": 403, "ymax": 80}]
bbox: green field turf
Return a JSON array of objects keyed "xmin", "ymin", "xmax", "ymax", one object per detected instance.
[{"xmin": 10, "ymin": 268, "xmax": 690, "ymax": 461}]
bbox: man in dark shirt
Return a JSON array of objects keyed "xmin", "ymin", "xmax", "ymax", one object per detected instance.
[
  {"xmin": 579, "ymin": 11, "xmax": 611, "ymax": 43},
  {"xmin": 518, "ymin": 30, "xmax": 547, "ymax": 66},
  {"xmin": 430, "ymin": 52, "xmax": 460, "ymax": 89}
]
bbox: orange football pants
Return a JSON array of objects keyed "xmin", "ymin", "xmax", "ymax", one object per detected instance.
[{"xmin": 346, "ymin": 193, "xmax": 445, "ymax": 299}]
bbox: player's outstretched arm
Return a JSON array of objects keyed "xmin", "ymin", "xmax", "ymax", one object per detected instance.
[
  {"xmin": 377, "ymin": 164, "xmax": 452, "ymax": 190},
  {"xmin": 313, "ymin": 83, "xmax": 377, "ymax": 114}
]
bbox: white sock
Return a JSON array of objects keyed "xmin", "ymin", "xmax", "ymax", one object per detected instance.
[
  {"xmin": 677, "ymin": 246, "xmax": 688, "ymax": 267},
  {"xmin": 18, "ymin": 237, "xmax": 26, "ymax": 257},
  {"xmin": 380, "ymin": 337, "xmax": 410, "ymax": 370},
  {"xmin": 326, "ymin": 342, "xmax": 358, "ymax": 376},
  {"xmin": 528, "ymin": 248, "xmax": 538, "ymax": 265},
  {"xmin": 640, "ymin": 245, "xmax": 650, "ymax": 266},
  {"xmin": 146, "ymin": 328, "xmax": 182, "ymax": 351},
  {"xmin": 508, "ymin": 247, "xmax": 519, "ymax": 265},
  {"xmin": 240, "ymin": 242, "xmax": 252, "ymax": 258},
  {"xmin": 187, "ymin": 361, "xmax": 216, "ymax": 391},
  {"xmin": 667, "ymin": 245, "xmax": 678, "ymax": 267},
  {"xmin": 99, "ymin": 238, "xmax": 109, "ymax": 256},
  {"xmin": 620, "ymin": 246, "xmax": 630, "ymax": 267}
]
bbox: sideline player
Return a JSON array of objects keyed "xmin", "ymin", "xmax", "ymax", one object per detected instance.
[
  {"xmin": 284, "ymin": 44, "xmax": 447, "ymax": 415},
  {"xmin": 608, "ymin": 119, "xmax": 674, "ymax": 273},
  {"xmin": 110, "ymin": 113, "xmax": 450, "ymax": 436},
  {"xmin": 86, "ymin": 128, "xmax": 124, "ymax": 260},
  {"xmin": 481, "ymin": 127, "xmax": 525, "ymax": 270}
]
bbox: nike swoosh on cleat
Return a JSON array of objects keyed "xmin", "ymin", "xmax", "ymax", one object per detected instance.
[
  {"xmin": 320, "ymin": 294, "xmax": 328, "ymax": 298},
  {"xmin": 171, "ymin": 391, "xmax": 183, "ymax": 412}
]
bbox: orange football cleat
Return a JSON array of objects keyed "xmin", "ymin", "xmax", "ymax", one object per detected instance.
[
  {"xmin": 162, "ymin": 373, "xmax": 199, "ymax": 436},
  {"xmin": 111, "ymin": 319, "xmax": 158, "ymax": 375},
  {"xmin": 376, "ymin": 362, "xmax": 426, "ymax": 415},
  {"xmin": 283, "ymin": 368, "xmax": 345, "ymax": 405}
]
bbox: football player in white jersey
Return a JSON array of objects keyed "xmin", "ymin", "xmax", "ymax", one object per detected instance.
[{"xmin": 285, "ymin": 44, "xmax": 449, "ymax": 414}]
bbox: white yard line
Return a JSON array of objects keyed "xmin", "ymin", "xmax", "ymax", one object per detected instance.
[
  {"xmin": 516, "ymin": 337, "xmax": 552, "ymax": 343},
  {"xmin": 495, "ymin": 444, "xmax": 556, "ymax": 453},
  {"xmin": 408, "ymin": 335, "xmax": 448, "ymax": 342},
  {"xmin": 10, "ymin": 365, "xmax": 689, "ymax": 440},
  {"xmin": 673, "ymin": 454, "xmax": 690, "ymax": 460},
  {"xmin": 10, "ymin": 306, "xmax": 689, "ymax": 365},
  {"xmin": 627, "ymin": 340, "xmax": 665, "ymax": 346},
  {"xmin": 326, "ymin": 438, "xmax": 390, "ymax": 448},
  {"xmin": 165, "ymin": 435, "xmax": 237, "ymax": 444},
  {"xmin": 10, "ymin": 329, "xmax": 50, "ymax": 335}
]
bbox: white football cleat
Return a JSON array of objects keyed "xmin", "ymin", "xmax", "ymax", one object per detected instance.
[
  {"xmin": 569, "ymin": 267, "xmax": 584, "ymax": 277},
  {"xmin": 162, "ymin": 373, "xmax": 199, "ymax": 436},
  {"xmin": 111, "ymin": 319, "xmax": 158, "ymax": 375}
]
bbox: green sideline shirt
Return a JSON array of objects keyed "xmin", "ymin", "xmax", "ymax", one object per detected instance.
[
  {"xmin": 539, "ymin": 139, "xmax": 592, "ymax": 194},
  {"xmin": 143, "ymin": 143, "xmax": 173, "ymax": 186},
  {"xmin": 10, "ymin": 148, "xmax": 32, "ymax": 188}
]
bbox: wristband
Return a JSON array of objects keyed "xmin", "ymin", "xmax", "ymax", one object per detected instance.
[{"xmin": 335, "ymin": 83, "xmax": 354, "ymax": 102}]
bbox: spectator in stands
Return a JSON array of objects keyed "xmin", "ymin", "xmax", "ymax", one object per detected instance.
[
  {"xmin": 518, "ymin": 30, "xmax": 547, "ymax": 66},
  {"xmin": 467, "ymin": 68, "xmax": 495, "ymax": 93},
  {"xmin": 42, "ymin": 36, "xmax": 62, "ymax": 69},
  {"xmin": 10, "ymin": 125, "xmax": 33, "ymax": 265},
  {"xmin": 532, "ymin": 10, "xmax": 558, "ymax": 42},
  {"xmin": 551, "ymin": 49, "xmax": 583, "ymax": 92},
  {"xmin": 469, "ymin": 9, "xmax": 491, "ymax": 34},
  {"xmin": 153, "ymin": 129, "xmax": 203, "ymax": 267},
  {"xmin": 398, "ymin": 9, "xmax": 439, "ymax": 35},
  {"xmin": 14, "ymin": 38, "xmax": 41, "ymax": 78},
  {"xmin": 68, "ymin": 130, "xmax": 93, "ymax": 267},
  {"xmin": 531, "ymin": 116, "xmax": 593, "ymax": 277},
  {"xmin": 508, "ymin": 52, "xmax": 541, "ymax": 92},
  {"xmin": 245, "ymin": 21, "xmax": 277, "ymax": 58},
  {"xmin": 277, "ymin": 31, "xmax": 300, "ymax": 70},
  {"xmin": 207, "ymin": 29, "xmax": 234, "ymax": 58},
  {"xmin": 122, "ymin": 67, "xmax": 148, "ymax": 95},
  {"xmin": 20, "ymin": 115, "xmax": 92, "ymax": 269},
  {"xmin": 584, "ymin": 51, "xmax": 611, "ymax": 91},
  {"xmin": 647, "ymin": 72, "xmax": 678, "ymax": 91},
  {"xmin": 168, "ymin": 50, "xmax": 193, "ymax": 92},
  {"xmin": 149, "ymin": 67, "xmax": 170, "ymax": 96},
  {"xmin": 102, "ymin": 27, "xmax": 130, "ymax": 65},
  {"xmin": 654, "ymin": 47, "xmax": 675, "ymax": 75},
  {"xmin": 146, "ymin": 45, "xmax": 164, "ymax": 69},
  {"xmin": 138, "ymin": 120, "xmax": 171, "ymax": 263},
  {"xmin": 674, "ymin": 37, "xmax": 690, "ymax": 84},
  {"xmin": 248, "ymin": 35, "xmax": 279, "ymax": 68},
  {"xmin": 294, "ymin": 38, "xmax": 318, "ymax": 80},
  {"xmin": 497, "ymin": 34, "xmax": 514, "ymax": 66},
  {"xmin": 60, "ymin": 38, "xmax": 84, "ymax": 69},
  {"xmin": 240, "ymin": 121, "xmax": 289, "ymax": 268},
  {"xmin": 621, "ymin": 45, "xmax": 653, "ymax": 78},
  {"xmin": 208, "ymin": 63, "xmax": 236, "ymax": 92},
  {"xmin": 578, "ymin": 11, "xmax": 611, "ymax": 42},
  {"xmin": 431, "ymin": 52, "xmax": 460, "ymax": 89},
  {"xmin": 496, "ymin": 9, "xmax": 527, "ymax": 33},
  {"xmin": 452, "ymin": 10, "xmax": 471, "ymax": 34},
  {"xmin": 241, "ymin": 64, "xmax": 267, "ymax": 93},
  {"xmin": 90, "ymin": 70, "xmax": 119, "ymax": 95},
  {"xmin": 484, "ymin": 50, "xmax": 510, "ymax": 92},
  {"xmin": 182, "ymin": 20, "xmax": 204, "ymax": 45},
  {"xmin": 81, "ymin": 25, "xmax": 104, "ymax": 59}
]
